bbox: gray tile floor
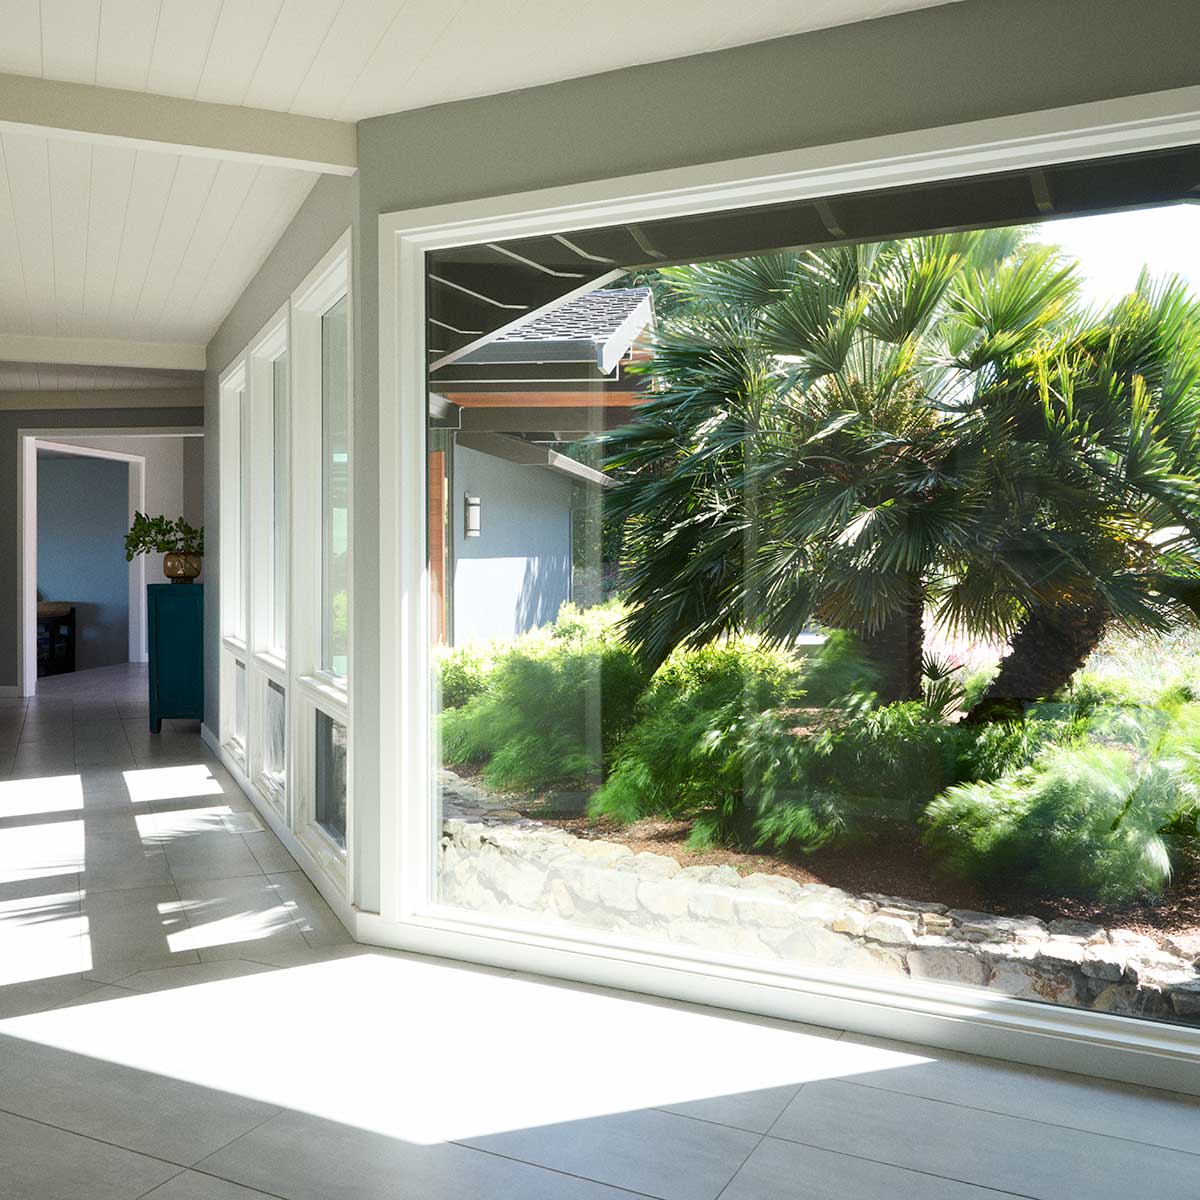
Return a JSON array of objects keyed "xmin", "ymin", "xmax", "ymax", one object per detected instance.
[{"xmin": 1, "ymin": 664, "xmax": 1197, "ymax": 1199}]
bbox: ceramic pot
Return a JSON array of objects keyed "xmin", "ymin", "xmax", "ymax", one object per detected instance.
[{"xmin": 163, "ymin": 553, "xmax": 202, "ymax": 583}]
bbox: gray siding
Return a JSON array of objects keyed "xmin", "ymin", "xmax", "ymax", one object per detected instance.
[{"xmin": 451, "ymin": 446, "xmax": 573, "ymax": 645}]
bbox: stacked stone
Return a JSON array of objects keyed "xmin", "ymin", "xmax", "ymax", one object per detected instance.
[{"xmin": 440, "ymin": 819, "xmax": 1200, "ymax": 1025}]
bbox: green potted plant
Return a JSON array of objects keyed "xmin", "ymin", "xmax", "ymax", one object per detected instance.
[{"xmin": 125, "ymin": 513, "xmax": 206, "ymax": 583}]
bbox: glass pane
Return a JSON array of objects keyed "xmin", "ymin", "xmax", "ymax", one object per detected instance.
[
  {"xmin": 224, "ymin": 387, "xmax": 245, "ymax": 640},
  {"xmin": 315, "ymin": 711, "xmax": 347, "ymax": 849},
  {"xmin": 427, "ymin": 196, "xmax": 1200, "ymax": 1031},
  {"xmin": 321, "ymin": 296, "xmax": 350, "ymax": 678},
  {"xmin": 272, "ymin": 352, "xmax": 289, "ymax": 657},
  {"xmin": 263, "ymin": 679, "xmax": 286, "ymax": 797},
  {"xmin": 238, "ymin": 388, "xmax": 249, "ymax": 638},
  {"xmin": 232, "ymin": 660, "xmax": 247, "ymax": 750}
]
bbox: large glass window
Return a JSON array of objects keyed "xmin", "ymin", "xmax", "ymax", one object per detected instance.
[
  {"xmin": 426, "ymin": 157, "xmax": 1200, "ymax": 1032},
  {"xmin": 321, "ymin": 296, "xmax": 350, "ymax": 678}
]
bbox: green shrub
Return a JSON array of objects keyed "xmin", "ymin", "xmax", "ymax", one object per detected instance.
[
  {"xmin": 754, "ymin": 702, "xmax": 972, "ymax": 853},
  {"xmin": 588, "ymin": 639, "xmax": 807, "ymax": 843},
  {"xmin": 436, "ymin": 643, "xmax": 496, "ymax": 709},
  {"xmin": 441, "ymin": 603, "xmax": 648, "ymax": 791},
  {"xmin": 922, "ymin": 743, "xmax": 1197, "ymax": 903},
  {"xmin": 796, "ymin": 630, "xmax": 880, "ymax": 705}
]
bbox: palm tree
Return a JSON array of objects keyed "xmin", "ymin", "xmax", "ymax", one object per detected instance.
[
  {"xmin": 962, "ymin": 275, "xmax": 1200, "ymax": 719},
  {"xmin": 605, "ymin": 231, "xmax": 1078, "ymax": 702}
]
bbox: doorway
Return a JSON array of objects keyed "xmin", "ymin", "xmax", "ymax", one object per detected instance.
[{"xmin": 17, "ymin": 428, "xmax": 204, "ymax": 698}]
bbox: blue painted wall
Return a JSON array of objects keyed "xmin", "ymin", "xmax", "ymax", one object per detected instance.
[
  {"xmin": 451, "ymin": 445, "xmax": 573, "ymax": 644},
  {"xmin": 37, "ymin": 455, "xmax": 130, "ymax": 671}
]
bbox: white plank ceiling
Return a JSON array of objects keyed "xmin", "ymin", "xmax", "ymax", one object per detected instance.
[
  {"xmin": 0, "ymin": 0, "xmax": 957, "ymax": 122},
  {"xmin": 0, "ymin": 129, "xmax": 317, "ymax": 347},
  {"xmin": 0, "ymin": 0, "xmax": 956, "ymax": 369}
]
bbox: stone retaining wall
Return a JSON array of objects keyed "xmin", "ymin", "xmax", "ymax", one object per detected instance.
[{"xmin": 440, "ymin": 818, "xmax": 1200, "ymax": 1025}]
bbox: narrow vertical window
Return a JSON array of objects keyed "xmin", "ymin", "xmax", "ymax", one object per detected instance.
[
  {"xmin": 315, "ymin": 711, "xmax": 347, "ymax": 849},
  {"xmin": 321, "ymin": 296, "xmax": 350, "ymax": 679},
  {"xmin": 272, "ymin": 352, "xmax": 289, "ymax": 657}
]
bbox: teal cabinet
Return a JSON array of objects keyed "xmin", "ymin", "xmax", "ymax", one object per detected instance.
[{"xmin": 147, "ymin": 584, "xmax": 204, "ymax": 732}]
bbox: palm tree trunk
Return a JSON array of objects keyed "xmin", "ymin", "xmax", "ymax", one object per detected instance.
[
  {"xmin": 859, "ymin": 578, "xmax": 924, "ymax": 704},
  {"xmin": 965, "ymin": 596, "xmax": 1109, "ymax": 722}
]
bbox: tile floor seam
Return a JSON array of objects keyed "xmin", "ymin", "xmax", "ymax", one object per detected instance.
[
  {"xmin": 709, "ymin": 1127, "xmax": 768, "ymax": 1200},
  {"xmin": 748, "ymin": 1132, "xmax": 1043, "ymax": 1200},
  {"xmin": 0, "ymin": 1101, "xmax": 200, "ymax": 1173},
  {"xmin": 647, "ymin": 1097, "xmax": 799, "ymax": 1138},
  {"xmin": 131, "ymin": 1165, "xmax": 188, "ymax": 1200},
  {"xmin": 180, "ymin": 1104, "xmax": 289, "ymax": 1172},
  {"xmin": 827, "ymin": 1074, "xmax": 1200, "ymax": 1161},
  {"xmin": 162, "ymin": 1164, "xmax": 294, "ymax": 1200},
  {"xmin": 441, "ymin": 1139, "xmax": 663, "ymax": 1199}
]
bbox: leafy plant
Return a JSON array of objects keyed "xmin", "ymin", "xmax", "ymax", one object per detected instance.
[
  {"xmin": 436, "ymin": 642, "xmax": 497, "ymax": 709},
  {"xmin": 587, "ymin": 639, "xmax": 806, "ymax": 844},
  {"xmin": 124, "ymin": 512, "xmax": 205, "ymax": 560},
  {"xmin": 922, "ymin": 743, "xmax": 1198, "ymax": 903},
  {"xmin": 440, "ymin": 603, "xmax": 648, "ymax": 792}
]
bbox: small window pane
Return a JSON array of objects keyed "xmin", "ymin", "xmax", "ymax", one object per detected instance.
[
  {"xmin": 272, "ymin": 352, "xmax": 289, "ymax": 656},
  {"xmin": 321, "ymin": 296, "xmax": 350, "ymax": 678},
  {"xmin": 315, "ymin": 711, "xmax": 347, "ymax": 849},
  {"xmin": 263, "ymin": 680, "xmax": 286, "ymax": 796},
  {"xmin": 232, "ymin": 660, "xmax": 247, "ymax": 750}
]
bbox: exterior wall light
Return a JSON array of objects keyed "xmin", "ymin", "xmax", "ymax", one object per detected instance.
[{"xmin": 464, "ymin": 494, "xmax": 482, "ymax": 538}]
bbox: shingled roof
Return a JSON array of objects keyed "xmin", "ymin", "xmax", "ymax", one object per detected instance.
[{"xmin": 454, "ymin": 286, "xmax": 653, "ymax": 376}]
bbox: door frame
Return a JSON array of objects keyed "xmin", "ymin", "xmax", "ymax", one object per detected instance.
[{"xmin": 16, "ymin": 427, "xmax": 201, "ymax": 696}]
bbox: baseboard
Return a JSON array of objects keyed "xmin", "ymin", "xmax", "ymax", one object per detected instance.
[{"xmin": 0, "ymin": 684, "xmax": 20, "ymax": 698}]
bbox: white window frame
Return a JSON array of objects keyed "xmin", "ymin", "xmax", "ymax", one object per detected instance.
[
  {"xmin": 374, "ymin": 85, "xmax": 1200, "ymax": 1097},
  {"xmin": 218, "ymin": 358, "xmax": 249, "ymax": 764},
  {"xmin": 245, "ymin": 305, "xmax": 291, "ymax": 818},
  {"xmin": 290, "ymin": 231, "xmax": 354, "ymax": 891}
]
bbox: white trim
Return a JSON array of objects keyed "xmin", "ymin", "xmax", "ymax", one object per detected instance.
[
  {"xmin": 0, "ymin": 333, "xmax": 205, "ymax": 371},
  {"xmin": 16, "ymin": 432, "xmax": 154, "ymax": 695},
  {"xmin": 0, "ymin": 71, "xmax": 356, "ymax": 176},
  {"xmin": 376, "ymin": 83, "xmax": 1200, "ymax": 1093},
  {"xmin": 290, "ymin": 229, "xmax": 354, "ymax": 894}
]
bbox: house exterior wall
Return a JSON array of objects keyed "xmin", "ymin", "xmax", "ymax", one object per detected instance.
[
  {"xmin": 37, "ymin": 455, "xmax": 130, "ymax": 671},
  {"xmin": 0, "ymin": 405, "xmax": 203, "ymax": 691},
  {"xmin": 451, "ymin": 445, "xmax": 574, "ymax": 645}
]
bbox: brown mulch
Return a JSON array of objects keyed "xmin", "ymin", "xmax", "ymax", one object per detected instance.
[{"xmin": 516, "ymin": 806, "xmax": 1200, "ymax": 942}]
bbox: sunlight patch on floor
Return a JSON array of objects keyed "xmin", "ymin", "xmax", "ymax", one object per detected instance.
[
  {"xmin": 0, "ymin": 774, "xmax": 83, "ymax": 818},
  {"xmin": 0, "ymin": 821, "xmax": 85, "ymax": 883},
  {"xmin": 0, "ymin": 952, "xmax": 935, "ymax": 1144},
  {"xmin": 122, "ymin": 764, "xmax": 225, "ymax": 804}
]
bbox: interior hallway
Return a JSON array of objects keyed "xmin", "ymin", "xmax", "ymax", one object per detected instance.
[{"xmin": 0, "ymin": 666, "xmax": 1198, "ymax": 1199}]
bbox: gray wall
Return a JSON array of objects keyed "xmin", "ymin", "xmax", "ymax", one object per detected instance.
[
  {"xmin": 0, "ymin": 406, "xmax": 204, "ymax": 690},
  {"xmin": 182, "ymin": 436, "xmax": 205, "ymax": 528},
  {"xmin": 451, "ymin": 447, "xmax": 574, "ymax": 644},
  {"xmin": 204, "ymin": 0, "xmax": 1200, "ymax": 915},
  {"xmin": 53, "ymin": 434, "xmax": 197, "ymax": 586},
  {"xmin": 37, "ymin": 455, "xmax": 130, "ymax": 671}
]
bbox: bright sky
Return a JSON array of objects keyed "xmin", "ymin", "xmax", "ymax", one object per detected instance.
[{"xmin": 1032, "ymin": 203, "xmax": 1200, "ymax": 310}]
